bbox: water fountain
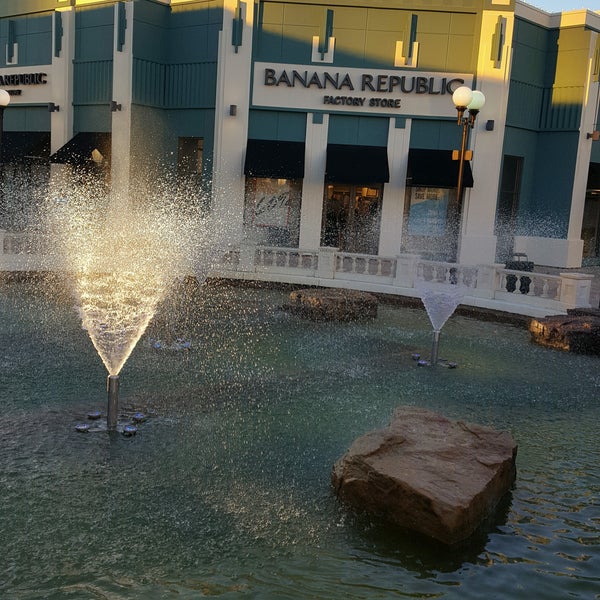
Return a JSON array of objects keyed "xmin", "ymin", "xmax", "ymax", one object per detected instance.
[
  {"xmin": 414, "ymin": 266, "xmax": 471, "ymax": 366},
  {"xmin": 46, "ymin": 175, "xmax": 232, "ymax": 432},
  {"xmin": 1, "ymin": 171, "xmax": 598, "ymax": 599}
]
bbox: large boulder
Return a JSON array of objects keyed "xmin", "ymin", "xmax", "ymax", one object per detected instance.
[
  {"xmin": 332, "ymin": 406, "xmax": 517, "ymax": 546},
  {"xmin": 529, "ymin": 314, "xmax": 600, "ymax": 354},
  {"xmin": 288, "ymin": 288, "xmax": 378, "ymax": 321}
]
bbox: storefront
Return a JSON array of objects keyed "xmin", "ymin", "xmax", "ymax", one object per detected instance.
[{"xmin": 1, "ymin": 0, "xmax": 599, "ymax": 268}]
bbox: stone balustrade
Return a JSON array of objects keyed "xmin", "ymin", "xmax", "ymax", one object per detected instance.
[{"xmin": 0, "ymin": 231, "xmax": 594, "ymax": 317}]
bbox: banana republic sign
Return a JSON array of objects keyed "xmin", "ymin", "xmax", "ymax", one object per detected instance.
[
  {"xmin": 253, "ymin": 62, "xmax": 473, "ymax": 118},
  {"xmin": 0, "ymin": 71, "xmax": 48, "ymax": 98}
]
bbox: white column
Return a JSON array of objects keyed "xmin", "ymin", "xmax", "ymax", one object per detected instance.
[
  {"xmin": 299, "ymin": 113, "xmax": 329, "ymax": 249},
  {"xmin": 110, "ymin": 1, "xmax": 134, "ymax": 198},
  {"xmin": 212, "ymin": 0, "xmax": 254, "ymax": 242},
  {"xmin": 564, "ymin": 31, "xmax": 599, "ymax": 268},
  {"xmin": 50, "ymin": 7, "xmax": 75, "ymax": 154},
  {"xmin": 379, "ymin": 117, "xmax": 411, "ymax": 256},
  {"xmin": 49, "ymin": 6, "xmax": 76, "ymax": 189},
  {"xmin": 458, "ymin": 9, "xmax": 515, "ymax": 265}
]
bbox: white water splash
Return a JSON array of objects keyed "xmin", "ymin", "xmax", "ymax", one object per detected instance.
[{"xmin": 415, "ymin": 280, "xmax": 468, "ymax": 332}]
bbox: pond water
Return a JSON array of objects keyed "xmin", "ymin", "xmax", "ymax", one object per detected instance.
[{"xmin": 1, "ymin": 278, "xmax": 598, "ymax": 599}]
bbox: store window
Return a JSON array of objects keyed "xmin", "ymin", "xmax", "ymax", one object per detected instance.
[
  {"xmin": 402, "ymin": 186, "xmax": 459, "ymax": 260},
  {"xmin": 321, "ymin": 183, "xmax": 382, "ymax": 254},
  {"xmin": 244, "ymin": 177, "xmax": 302, "ymax": 247}
]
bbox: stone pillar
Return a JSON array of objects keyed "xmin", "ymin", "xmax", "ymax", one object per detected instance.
[
  {"xmin": 458, "ymin": 8, "xmax": 515, "ymax": 265},
  {"xmin": 299, "ymin": 113, "xmax": 329, "ymax": 250},
  {"xmin": 474, "ymin": 263, "xmax": 504, "ymax": 299},
  {"xmin": 317, "ymin": 246, "xmax": 337, "ymax": 279},
  {"xmin": 212, "ymin": 0, "xmax": 254, "ymax": 245},
  {"xmin": 379, "ymin": 118, "xmax": 411, "ymax": 256},
  {"xmin": 559, "ymin": 272, "xmax": 593, "ymax": 308},
  {"xmin": 110, "ymin": 1, "xmax": 134, "ymax": 199},
  {"xmin": 393, "ymin": 253, "xmax": 419, "ymax": 288},
  {"xmin": 238, "ymin": 242, "xmax": 256, "ymax": 272}
]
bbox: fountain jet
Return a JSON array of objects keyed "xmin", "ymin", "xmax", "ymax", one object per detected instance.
[{"xmin": 107, "ymin": 374, "xmax": 120, "ymax": 430}]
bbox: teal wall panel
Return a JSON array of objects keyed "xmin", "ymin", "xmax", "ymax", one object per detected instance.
[
  {"xmin": 508, "ymin": 19, "xmax": 559, "ymax": 132},
  {"xmin": 328, "ymin": 114, "xmax": 388, "ymax": 146},
  {"xmin": 527, "ymin": 131, "xmax": 576, "ymax": 237},
  {"xmin": 73, "ymin": 59, "xmax": 113, "ymax": 104},
  {"xmin": 502, "ymin": 125, "xmax": 574, "ymax": 238},
  {"xmin": 133, "ymin": 0, "xmax": 169, "ymax": 63},
  {"xmin": 511, "ymin": 19, "xmax": 555, "ymax": 86},
  {"xmin": 409, "ymin": 118, "xmax": 460, "ymax": 150},
  {"xmin": 165, "ymin": 62, "xmax": 217, "ymax": 108},
  {"xmin": 0, "ymin": 14, "xmax": 52, "ymax": 67},
  {"xmin": 247, "ymin": 110, "xmax": 306, "ymax": 141},
  {"xmin": 73, "ymin": 5, "xmax": 114, "ymax": 131},
  {"xmin": 255, "ymin": 2, "xmax": 477, "ymax": 71},
  {"xmin": 169, "ymin": 0, "xmax": 222, "ymax": 62},
  {"xmin": 502, "ymin": 126, "xmax": 537, "ymax": 229},
  {"xmin": 132, "ymin": 0, "xmax": 220, "ymax": 108},
  {"xmin": 133, "ymin": 58, "xmax": 166, "ymax": 106},
  {"xmin": 73, "ymin": 105, "xmax": 112, "ymax": 133},
  {"xmin": 3, "ymin": 105, "xmax": 50, "ymax": 131},
  {"xmin": 130, "ymin": 104, "xmax": 215, "ymax": 192},
  {"xmin": 75, "ymin": 6, "xmax": 114, "ymax": 62}
]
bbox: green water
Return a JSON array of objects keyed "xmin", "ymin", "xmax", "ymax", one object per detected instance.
[{"xmin": 1, "ymin": 279, "xmax": 598, "ymax": 599}]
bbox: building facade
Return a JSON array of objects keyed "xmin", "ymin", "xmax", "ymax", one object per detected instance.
[{"xmin": 1, "ymin": 0, "xmax": 600, "ymax": 269}]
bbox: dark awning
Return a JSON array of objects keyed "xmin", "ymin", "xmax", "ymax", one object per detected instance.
[
  {"xmin": 244, "ymin": 139, "xmax": 305, "ymax": 179},
  {"xmin": 1, "ymin": 131, "xmax": 50, "ymax": 162},
  {"xmin": 325, "ymin": 144, "xmax": 389, "ymax": 183},
  {"xmin": 49, "ymin": 132, "xmax": 111, "ymax": 165},
  {"xmin": 407, "ymin": 148, "xmax": 473, "ymax": 188}
]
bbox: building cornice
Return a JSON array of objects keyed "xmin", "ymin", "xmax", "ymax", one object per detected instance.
[{"xmin": 516, "ymin": 1, "xmax": 600, "ymax": 32}]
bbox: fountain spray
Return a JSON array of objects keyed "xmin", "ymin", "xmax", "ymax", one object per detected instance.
[{"xmin": 107, "ymin": 374, "xmax": 120, "ymax": 430}]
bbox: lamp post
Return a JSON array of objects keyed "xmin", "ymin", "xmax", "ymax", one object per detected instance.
[
  {"xmin": 451, "ymin": 86, "xmax": 485, "ymax": 210},
  {"xmin": 0, "ymin": 89, "xmax": 11, "ymax": 162}
]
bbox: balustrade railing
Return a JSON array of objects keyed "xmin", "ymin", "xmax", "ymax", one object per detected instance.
[{"xmin": 0, "ymin": 232, "xmax": 593, "ymax": 317}]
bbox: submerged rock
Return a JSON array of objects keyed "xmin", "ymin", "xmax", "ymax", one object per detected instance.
[
  {"xmin": 287, "ymin": 288, "xmax": 378, "ymax": 321},
  {"xmin": 332, "ymin": 406, "xmax": 517, "ymax": 546},
  {"xmin": 529, "ymin": 313, "xmax": 600, "ymax": 354}
]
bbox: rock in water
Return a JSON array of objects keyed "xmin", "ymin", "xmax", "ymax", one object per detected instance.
[
  {"xmin": 288, "ymin": 288, "xmax": 378, "ymax": 321},
  {"xmin": 332, "ymin": 406, "xmax": 517, "ymax": 545},
  {"xmin": 529, "ymin": 313, "xmax": 600, "ymax": 354}
]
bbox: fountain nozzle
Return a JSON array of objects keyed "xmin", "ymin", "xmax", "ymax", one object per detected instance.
[
  {"xmin": 431, "ymin": 330, "xmax": 441, "ymax": 366},
  {"xmin": 107, "ymin": 374, "xmax": 120, "ymax": 431}
]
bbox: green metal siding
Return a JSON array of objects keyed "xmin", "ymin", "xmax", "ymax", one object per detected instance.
[
  {"xmin": 509, "ymin": 18, "xmax": 588, "ymax": 133},
  {"xmin": 170, "ymin": 0, "xmax": 222, "ymax": 62},
  {"xmin": 3, "ymin": 105, "xmax": 51, "ymax": 131},
  {"xmin": 409, "ymin": 118, "xmax": 462, "ymax": 151},
  {"xmin": 0, "ymin": 13, "xmax": 52, "ymax": 67},
  {"xmin": 73, "ymin": 6, "xmax": 114, "ymax": 132},
  {"xmin": 502, "ymin": 125, "xmax": 574, "ymax": 238},
  {"xmin": 133, "ymin": 0, "xmax": 169, "ymax": 63},
  {"xmin": 247, "ymin": 109, "xmax": 306, "ymax": 141},
  {"xmin": 255, "ymin": 1, "xmax": 479, "ymax": 72},
  {"xmin": 328, "ymin": 114, "xmax": 387, "ymax": 146},
  {"xmin": 132, "ymin": 0, "xmax": 219, "ymax": 109},
  {"xmin": 504, "ymin": 17, "xmax": 592, "ymax": 240}
]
